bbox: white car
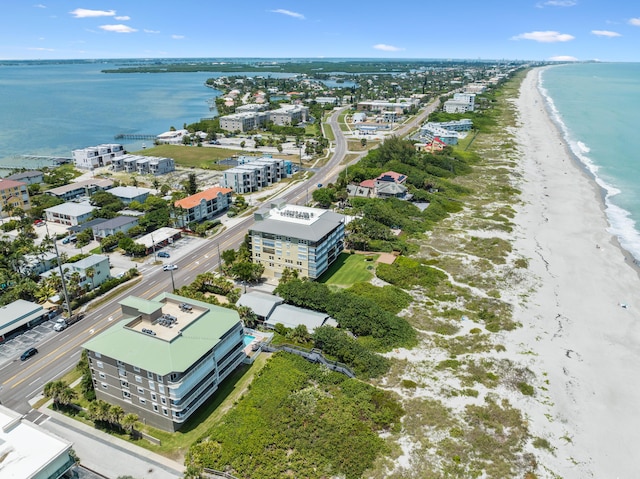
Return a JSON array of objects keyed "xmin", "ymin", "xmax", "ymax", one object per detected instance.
[
  {"xmin": 53, "ymin": 320, "xmax": 67, "ymax": 332},
  {"xmin": 163, "ymin": 264, "xmax": 178, "ymax": 271}
]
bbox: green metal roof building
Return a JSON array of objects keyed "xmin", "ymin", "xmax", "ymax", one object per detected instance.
[{"xmin": 83, "ymin": 292, "xmax": 245, "ymax": 431}]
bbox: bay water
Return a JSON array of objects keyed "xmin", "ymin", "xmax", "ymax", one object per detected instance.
[
  {"xmin": 540, "ymin": 63, "xmax": 640, "ymax": 261},
  {"xmin": 0, "ymin": 61, "xmax": 224, "ymax": 170}
]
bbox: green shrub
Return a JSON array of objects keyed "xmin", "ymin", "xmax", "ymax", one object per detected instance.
[{"xmin": 517, "ymin": 382, "xmax": 535, "ymax": 396}]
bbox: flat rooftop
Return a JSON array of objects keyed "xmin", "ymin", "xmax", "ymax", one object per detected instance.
[{"xmin": 125, "ymin": 298, "xmax": 206, "ymax": 342}]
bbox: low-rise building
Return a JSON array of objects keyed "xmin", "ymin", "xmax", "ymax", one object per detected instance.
[
  {"xmin": 44, "ymin": 201, "xmax": 96, "ymax": 226},
  {"xmin": 219, "ymin": 111, "xmax": 268, "ymax": 132},
  {"xmin": 73, "ymin": 143, "xmax": 125, "ymax": 169},
  {"xmin": 314, "ymin": 96, "xmax": 339, "ymax": 106},
  {"xmin": 135, "ymin": 227, "xmax": 182, "ymax": 255},
  {"xmin": 82, "ymin": 293, "xmax": 246, "ymax": 431},
  {"xmin": 42, "ymin": 254, "xmax": 110, "ymax": 291},
  {"xmin": 249, "ymin": 202, "xmax": 345, "ymax": 279},
  {"xmin": 0, "ymin": 404, "xmax": 75, "ymax": 479},
  {"xmin": 108, "ymin": 186, "xmax": 154, "ymax": 205},
  {"xmin": 0, "ymin": 179, "xmax": 30, "ymax": 217},
  {"xmin": 18, "ymin": 251, "xmax": 58, "ymax": 276},
  {"xmin": 156, "ymin": 129, "xmax": 189, "ymax": 145},
  {"xmin": 6, "ymin": 170, "xmax": 44, "ymax": 185},
  {"xmin": 268, "ymin": 104, "xmax": 309, "ymax": 126},
  {"xmin": 418, "ymin": 123, "xmax": 460, "ymax": 145},
  {"xmin": 0, "ymin": 300, "xmax": 49, "ymax": 341},
  {"xmin": 173, "ymin": 186, "xmax": 233, "ymax": 227},
  {"xmin": 92, "ymin": 216, "xmax": 139, "ymax": 240},
  {"xmin": 357, "ymin": 99, "xmax": 417, "ymax": 114},
  {"xmin": 45, "ymin": 178, "xmax": 114, "ymax": 202}
]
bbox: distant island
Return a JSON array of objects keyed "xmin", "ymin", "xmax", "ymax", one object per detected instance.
[{"xmin": 101, "ymin": 58, "xmax": 530, "ymax": 75}]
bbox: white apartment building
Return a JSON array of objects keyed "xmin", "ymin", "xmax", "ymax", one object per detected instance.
[
  {"xmin": 73, "ymin": 144, "xmax": 125, "ymax": 169},
  {"xmin": 221, "ymin": 157, "xmax": 286, "ymax": 194},
  {"xmin": 113, "ymin": 154, "xmax": 175, "ymax": 175},
  {"xmin": 443, "ymin": 93, "xmax": 476, "ymax": 113},
  {"xmin": 268, "ymin": 104, "xmax": 309, "ymax": 126},
  {"xmin": 219, "ymin": 104, "xmax": 309, "ymax": 132}
]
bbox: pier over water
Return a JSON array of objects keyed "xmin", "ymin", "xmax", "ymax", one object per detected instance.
[{"xmin": 114, "ymin": 133, "xmax": 157, "ymax": 140}]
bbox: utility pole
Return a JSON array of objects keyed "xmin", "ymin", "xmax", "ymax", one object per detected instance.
[
  {"xmin": 44, "ymin": 221, "xmax": 72, "ymax": 318},
  {"xmin": 168, "ymin": 269, "xmax": 176, "ymax": 292},
  {"xmin": 216, "ymin": 242, "xmax": 222, "ymax": 270},
  {"xmin": 151, "ymin": 232, "xmax": 157, "ymax": 262}
]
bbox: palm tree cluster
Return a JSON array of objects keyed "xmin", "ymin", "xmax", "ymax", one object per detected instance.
[{"xmin": 43, "ymin": 380, "xmax": 77, "ymax": 410}]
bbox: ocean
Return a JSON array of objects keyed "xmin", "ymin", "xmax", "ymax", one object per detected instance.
[{"xmin": 539, "ymin": 63, "xmax": 640, "ymax": 261}]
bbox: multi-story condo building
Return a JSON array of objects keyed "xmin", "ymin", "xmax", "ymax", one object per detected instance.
[
  {"xmin": 82, "ymin": 293, "xmax": 246, "ymax": 432},
  {"xmin": 249, "ymin": 202, "xmax": 345, "ymax": 279},
  {"xmin": 0, "ymin": 179, "xmax": 31, "ymax": 216},
  {"xmin": 443, "ymin": 93, "xmax": 476, "ymax": 113},
  {"xmin": 114, "ymin": 155, "xmax": 175, "ymax": 175},
  {"xmin": 418, "ymin": 123, "xmax": 460, "ymax": 146},
  {"xmin": 73, "ymin": 144, "xmax": 125, "ymax": 169},
  {"xmin": 173, "ymin": 186, "xmax": 233, "ymax": 227},
  {"xmin": 219, "ymin": 104, "xmax": 309, "ymax": 132},
  {"xmin": 268, "ymin": 104, "xmax": 309, "ymax": 126},
  {"xmin": 219, "ymin": 111, "xmax": 268, "ymax": 133},
  {"xmin": 356, "ymin": 99, "xmax": 418, "ymax": 114},
  {"xmin": 221, "ymin": 157, "xmax": 286, "ymax": 194}
]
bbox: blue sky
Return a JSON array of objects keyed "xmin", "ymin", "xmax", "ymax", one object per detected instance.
[{"xmin": 2, "ymin": 1, "xmax": 639, "ymax": 61}]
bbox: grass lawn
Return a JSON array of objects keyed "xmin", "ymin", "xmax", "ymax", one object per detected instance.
[
  {"xmin": 318, "ymin": 252, "xmax": 378, "ymax": 287},
  {"xmin": 133, "ymin": 145, "xmax": 236, "ymax": 170}
]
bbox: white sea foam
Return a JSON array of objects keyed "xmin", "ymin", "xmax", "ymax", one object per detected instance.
[{"xmin": 539, "ymin": 69, "xmax": 640, "ymax": 262}]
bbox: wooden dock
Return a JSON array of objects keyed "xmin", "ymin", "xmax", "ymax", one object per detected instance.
[{"xmin": 114, "ymin": 133, "xmax": 157, "ymax": 140}]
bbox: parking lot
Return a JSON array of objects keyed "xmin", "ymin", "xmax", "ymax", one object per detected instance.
[{"xmin": 0, "ymin": 319, "xmax": 58, "ymax": 367}]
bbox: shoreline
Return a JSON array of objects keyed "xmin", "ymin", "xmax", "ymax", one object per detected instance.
[{"xmin": 509, "ymin": 68, "xmax": 640, "ymax": 478}]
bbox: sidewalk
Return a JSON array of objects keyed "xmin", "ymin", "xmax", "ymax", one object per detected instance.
[{"xmin": 37, "ymin": 406, "xmax": 184, "ymax": 479}]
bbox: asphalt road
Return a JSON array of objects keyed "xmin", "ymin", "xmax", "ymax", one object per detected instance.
[
  {"xmin": 0, "ymin": 103, "xmax": 436, "ymax": 413},
  {"xmin": 0, "ymin": 107, "xmax": 352, "ymax": 413}
]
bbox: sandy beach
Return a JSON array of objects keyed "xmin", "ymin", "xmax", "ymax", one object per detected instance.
[{"xmin": 510, "ymin": 68, "xmax": 640, "ymax": 478}]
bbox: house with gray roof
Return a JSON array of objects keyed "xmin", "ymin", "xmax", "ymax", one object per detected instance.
[
  {"xmin": 265, "ymin": 303, "xmax": 337, "ymax": 333},
  {"xmin": 44, "ymin": 201, "xmax": 96, "ymax": 226},
  {"xmin": 236, "ymin": 291, "xmax": 284, "ymax": 320},
  {"xmin": 6, "ymin": 170, "xmax": 44, "ymax": 185},
  {"xmin": 0, "ymin": 299, "xmax": 48, "ymax": 341},
  {"xmin": 108, "ymin": 186, "xmax": 153, "ymax": 205},
  {"xmin": 82, "ymin": 292, "xmax": 245, "ymax": 431},
  {"xmin": 92, "ymin": 215, "xmax": 139, "ymax": 240}
]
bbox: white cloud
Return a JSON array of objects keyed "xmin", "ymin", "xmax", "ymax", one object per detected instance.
[
  {"xmin": 629, "ymin": 18, "xmax": 640, "ymax": 26},
  {"xmin": 115, "ymin": 16, "xmax": 130, "ymax": 21},
  {"xmin": 171, "ymin": 34, "xmax": 185, "ymax": 40},
  {"xmin": 144, "ymin": 29, "xmax": 160, "ymax": 34},
  {"xmin": 548, "ymin": 55, "xmax": 579, "ymax": 61},
  {"xmin": 373, "ymin": 43, "xmax": 404, "ymax": 52},
  {"xmin": 270, "ymin": 9, "xmax": 305, "ymax": 20},
  {"xmin": 70, "ymin": 8, "xmax": 116, "ymax": 18},
  {"xmin": 538, "ymin": 0, "xmax": 577, "ymax": 6},
  {"xmin": 99, "ymin": 24, "xmax": 137, "ymax": 33},
  {"xmin": 591, "ymin": 30, "xmax": 621, "ymax": 37},
  {"xmin": 511, "ymin": 31, "xmax": 575, "ymax": 42},
  {"xmin": 28, "ymin": 47, "xmax": 54, "ymax": 51},
  {"xmin": 34, "ymin": 4, "xmax": 46, "ymax": 8}
]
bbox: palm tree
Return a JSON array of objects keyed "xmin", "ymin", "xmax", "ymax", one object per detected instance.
[
  {"xmin": 109, "ymin": 405, "xmax": 125, "ymax": 429},
  {"xmin": 44, "ymin": 380, "xmax": 75, "ymax": 409},
  {"xmin": 85, "ymin": 267, "xmax": 96, "ymax": 291},
  {"xmin": 122, "ymin": 413, "xmax": 139, "ymax": 437}
]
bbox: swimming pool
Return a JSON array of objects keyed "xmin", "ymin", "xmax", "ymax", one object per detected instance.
[{"xmin": 243, "ymin": 335, "xmax": 255, "ymax": 347}]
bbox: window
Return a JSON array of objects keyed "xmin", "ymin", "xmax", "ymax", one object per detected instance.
[
  {"xmin": 101, "ymin": 383, "xmax": 108, "ymax": 390},
  {"xmin": 118, "ymin": 369, "xmax": 127, "ymax": 377},
  {"xmin": 162, "ymin": 408, "xmax": 168, "ymax": 416},
  {"xmin": 139, "ymin": 398, "xmax": 146, "ymax": 405},
  {"xmin": 147, "ymin": 371, "xmax": 154, "ymax": 379},
  {"xmin": 161, "ymin": 396, "xmax": 167, "ymax": 405},
  {"xmin": 157, "ymin": 374, "xmax": 163, "ymax": 382},
  {"xmin": 158, "ymin": 385, "xmax": 165, "ymax": 394},
  {"xmin": 116, "ymin": 360, "xmax": 124, "ymax": 366},
  {"xmin": 94, "ymin": 352, "xmax": 101, "ymax": 359},
  {"xmin": 96, "ymin": 361, "xmax": 104, "ymax": 369},
  {"xmin": 121, "ymin": 380, "xmax": 129, "ymax": 389},
  {"xmin": 123, "ymin": 391, "xmax": 131, "ymax": 399},
  {"xmin": 135, "ymin": 375, "xmax": 142, "ymax": 383},
  {"xmin": 153, "ymin": 404, "xmax": 159, "ymax": 412},
  {"xmin": 98, "ymin": 372, "xmax": 106, "ymax": 379},
  {"xmin": 148, "ymin": 381, "xmax": 155, "ymax": 391},
  {"xmin": 133, "ymin": 366, "xmax": 140, "ymax": 372},
  {"xmin": 151, "ymin": 393, "xmax": 157, "ymax": 401}
]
